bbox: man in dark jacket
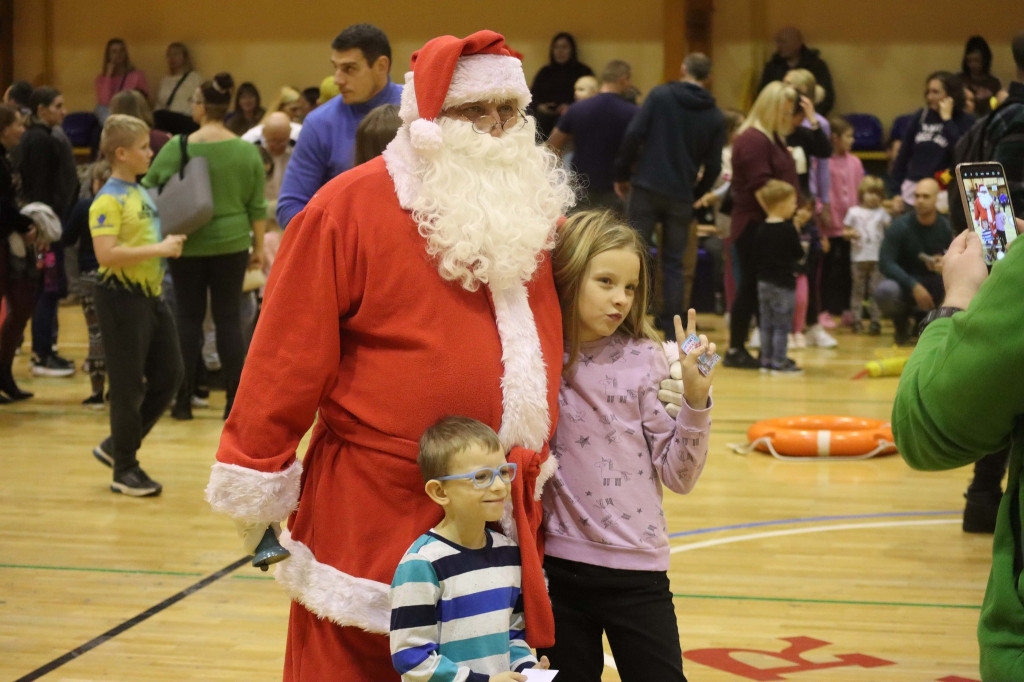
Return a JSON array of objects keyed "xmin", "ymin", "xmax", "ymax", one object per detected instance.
[
  {"xmin": 758, "ymin": 27, "xmax": 835, "ymax": 115},
  {"xmin": 613, "ymin": 53, "xmax": 725, "ymax": 339}
]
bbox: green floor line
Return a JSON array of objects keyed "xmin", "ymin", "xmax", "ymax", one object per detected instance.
[
  {"xmin": 673, "ymin": 592, "xmax": 979, "ymax": 610},
  {"xmin": 0, "ymin": 563, "xmax": 204, "ymax": 577}
]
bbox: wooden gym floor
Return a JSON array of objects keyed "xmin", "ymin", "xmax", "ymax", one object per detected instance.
[{"xmin": 1, "ymin": 306, "xmax": 989, "ymax": 681}]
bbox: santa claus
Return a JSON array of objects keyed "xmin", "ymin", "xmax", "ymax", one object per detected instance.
[
  {"xmin": 204, "ymin": 31, "xmax": 575, "ymax": 680},
  {"xmin": 974, "ymin": 184, "xmax": 996, "ymax": 231}
]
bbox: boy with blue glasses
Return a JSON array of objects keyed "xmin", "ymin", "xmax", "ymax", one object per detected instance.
[{"xmin": 389, "ymin": 416, "xmax": 551, "ymax": 681}]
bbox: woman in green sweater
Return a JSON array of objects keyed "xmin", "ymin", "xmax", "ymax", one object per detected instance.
[
  {"xmin": 892, "ymin": 225, "xmax": 1024, "ymax": 681},
  {"xmin": 143, "ymin": 72, "xmax": 266, "ymax": 420}
]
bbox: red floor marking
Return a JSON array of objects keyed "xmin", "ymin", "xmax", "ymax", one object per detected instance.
[{"xmin": 684, "ymin": 636, "xmax": 895, "ymax": 681}]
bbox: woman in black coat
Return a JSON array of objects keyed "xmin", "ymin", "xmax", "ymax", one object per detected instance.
[
  {"xmin": 529, "ymin": 32, "xmax": 593, "ymax": 139},
  {"xmin": 0, "ymin": 105, "xmax": 38, "ymax": 401}
]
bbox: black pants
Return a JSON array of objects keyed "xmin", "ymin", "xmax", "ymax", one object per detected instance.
[
  {"xmin": 628, "ymin": 186, "xmax": 693, "ymax": 336},
  {"xmin": 538, "ymin": 556, "xmax": 687, "ymax": 682},
  {"xmin": 94, "ymin": 285, "xmax": 183, "ymax": 474},
  {"xmin": 803, "ymin": 248, "xmax": 822, "ymax": 327},
  {"xmin": 167, "ymin": 251, "xmax": 249, "ymax": 416},
  {"xmin": 729, "ymin": 224, "xmax": 759, "ymax": 350},
  {"xmin": 968, "ymin": 450, "xmax": 1010, "ymax": 496},
  {"xmin": 821, "ymin": 238, "xmax": 852, "ymax": 316}
]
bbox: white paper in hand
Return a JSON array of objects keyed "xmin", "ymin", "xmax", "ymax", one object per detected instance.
[{"xmin": 522, "ymin": 670, "xmax": 558, "ymax": 681}]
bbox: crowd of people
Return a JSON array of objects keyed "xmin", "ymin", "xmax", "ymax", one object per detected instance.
[{"xmin": 2, "ymin": 21, "xmax": 1024, "ymax": 681}]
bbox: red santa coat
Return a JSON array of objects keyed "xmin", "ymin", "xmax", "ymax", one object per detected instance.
[
  {"xmin": 206, "ymin": 155, "xmax": 562, "ymax": 680},
  {"xmin": 974, "ymin": 195, "xmax": 996, "ymax": 225}
]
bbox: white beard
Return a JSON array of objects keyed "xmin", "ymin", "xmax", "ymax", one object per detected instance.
[
  {"xmin": 402, "ymin": 116, "xmax": 576, "ymax": 292},
  {"xmin": 978, "ymin": 190, "xmax": 994, "ymax": 210}
]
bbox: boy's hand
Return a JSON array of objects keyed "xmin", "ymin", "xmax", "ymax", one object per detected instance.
[
  {"xmin": 160, "ymin": 234, "xmax": 186, "ymax": 258},
  {"xmin": 674, "ymin": 310, "xmax": 715, "ymax": 409},
  {"xmin": 821, "ymin": 236, "xmax": 831, "ymax": 253},
  {"xmin": 535, "ymin": 656, "xmax": 551, "ymax": 669},
  {"xmin": 489, "ymin": 673, "xmax": 526, "ymax": 682}
]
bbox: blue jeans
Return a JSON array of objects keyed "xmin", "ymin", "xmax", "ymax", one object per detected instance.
[
  {"xmin": 627, "ymin": 186, "xmax": 693, "ymax": 338},
  {"xmin": 757, "ymin": 280, "xmax": 796, "ymax": 368}
]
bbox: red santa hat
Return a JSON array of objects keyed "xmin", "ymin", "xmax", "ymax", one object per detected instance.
[{"xmin": 399, "ymin": 30, "xmax": 531, "ymax": 152}]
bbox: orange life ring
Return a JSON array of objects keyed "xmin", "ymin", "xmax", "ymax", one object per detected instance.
[{"xmin": 747, "ymin": 415, "xmax": 897, "ymax": 459}]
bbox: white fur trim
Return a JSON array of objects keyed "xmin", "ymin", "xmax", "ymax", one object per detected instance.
[
  {"xmin": 533, "ymin": 455, "xmax": 558, "ymax": 501},
  {"xmin": 662, "ymin": 340, "xmax": 680, "ymax": 364},
  {"xmin": 274, "ymin": 529, "xmax": 391, "ymax": 634},
  {"xmin": 409, "ymin": 118, "xmax": 444, "ymax": 153},
  {"xmin": 399, "ymin": 55, "xmax": 531, "ymax": 125},
  {"xmin": 490, "ymin": 281, "xmax": 551, "ymax": 453},
  {"xmin": 382, "ymin": 127, "xmax": 421, "ymax": 210},
  {"xmin": 446, "ymin": 55, "xmax": 530, "ymax": 111},
  {"xmin": 206, "ymin": 461, "xmax": 302, "ymax": 525},
  {"xmin": 500, "ymin": 500, "xmax": 518, "ymax": 543}
]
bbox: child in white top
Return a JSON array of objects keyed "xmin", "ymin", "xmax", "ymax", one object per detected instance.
[
  {"xmin": 843, "ymin": 176, "xmax": 891, "ymax": 334},
  {"xmin": 540, "ymin": 210, "xmax": 716, "ymax": 682}
]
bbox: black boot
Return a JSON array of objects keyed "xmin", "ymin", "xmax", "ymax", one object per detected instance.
[
  {"xmin": 963, "ymin": 451, "xmax": 1010, "ymax": 533},
  {"xmin": 0, "ymin": 365, "xmax": 33, "ymax": 400},
  {"xmin": 963, "ymin": 491, "xmax": 1002, "ymax": 533}
]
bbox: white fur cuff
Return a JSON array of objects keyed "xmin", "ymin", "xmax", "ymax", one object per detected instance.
[
  {"xmin": 205, "ymin": 460, "xmax": 302, "ymax": 525},
  {"xmin": 275, "ymin": 529, "xmax": 391, "ymax": 634}
]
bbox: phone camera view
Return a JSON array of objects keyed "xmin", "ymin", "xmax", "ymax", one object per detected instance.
[{"xmin": 962, "ymin": 173, "xmax": 1016, "ymax": 265}]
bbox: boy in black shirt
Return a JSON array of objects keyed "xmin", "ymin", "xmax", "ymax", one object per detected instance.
[{"xmin": 753, "ymin": 180, "xmax": 805, "ymax": 374}]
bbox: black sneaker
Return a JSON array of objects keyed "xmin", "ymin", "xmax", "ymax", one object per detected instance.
[
  {"xmin": 868, "ymin": 321, "xmax": 882, "ymax": 336},
  {"xmin": 723, "ymin": 347, "xmax": 761, "ymax": 370},
  {"xmin": 82, "ymin": 393, "xmax": 105, "ymax": 409},
  {"xmin": 772, "ymin": 358, "xmax": 804, "ymax": 374},
  {"xmin": 111, "ymin": 466, "xmax": 162, "ymax": 497},
  {"xmin": 31, "ymin": 354, "xmax": 75, "ymax": 377},
  {"xmin": 92, "ymin": 443, "xmax": 114, "ymax": 468}
]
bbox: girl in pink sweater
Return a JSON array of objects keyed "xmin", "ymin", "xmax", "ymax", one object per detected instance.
[{"xmin": 539, "ymin": 210, "xmax": 716, "ymax": 681}]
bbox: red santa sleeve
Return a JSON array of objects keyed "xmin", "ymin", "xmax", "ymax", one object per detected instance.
[
  {"xmin": 507, "ymin": 444, "xmax": 556, "ymax": 649},
  {"xmin": 205, "ymin": 204, "xmax": 352, "ymax": 526}
]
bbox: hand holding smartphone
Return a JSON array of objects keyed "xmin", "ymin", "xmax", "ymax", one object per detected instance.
[{"xmin": 955, "ymin": 162, "xmax": 1018, "ymax": 268}]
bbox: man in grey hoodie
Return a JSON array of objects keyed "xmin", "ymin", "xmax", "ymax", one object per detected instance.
[{"xmin": 614, "ymin": 53, "xmax": 725, "ymax": 339}]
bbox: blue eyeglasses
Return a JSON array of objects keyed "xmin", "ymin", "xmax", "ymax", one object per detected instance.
[{"xmin": 433, "ymin": 463, "xmax": 518, "ymax": 489}]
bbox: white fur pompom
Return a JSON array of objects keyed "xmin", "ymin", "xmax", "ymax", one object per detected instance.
[{"xmin": 409, "ymin": 118, "xmax": 444, "ymax": 153}]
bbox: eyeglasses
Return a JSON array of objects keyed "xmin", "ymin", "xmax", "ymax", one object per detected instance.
[
  {"xmin": 189, "ymin": 97, "xmax": 204, "ymax": 105},
  {"xmin": 433, "ymin": 463, "xmax": 518, "ymax": 489},
  {"xmin": 444, "ymin": 103, "xmax": 527, "ymax": 135}
]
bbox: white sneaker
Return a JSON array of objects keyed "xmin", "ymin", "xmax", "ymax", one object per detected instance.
[
  {"xmin": 791, "ymin": 332, "xmax": 807, "ymax": 349},
  {"xmin": 191, "ymin": 395, "xmax": 210, "ymax": 408},
  {"xmin": 749, "ymin": 328, "xmax": 761, "ymax": 349},
  {"xmin": 806, "ymin": 324, "xmax": 838, "ymax": 348}
]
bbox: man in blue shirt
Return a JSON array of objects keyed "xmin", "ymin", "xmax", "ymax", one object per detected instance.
[
  {"xmin": 276, "ymin": 24, "xmax": 403, "ymax": 227},
  {"xmin": 546, "ymin": 60, "xmax": 637, "ymax": 212}
]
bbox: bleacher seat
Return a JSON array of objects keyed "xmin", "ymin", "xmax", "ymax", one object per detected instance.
[
  {"xmin": 844, "ymin": 113, "xmax": 884, "ymax": 151},
  {"xmin": 62, "ymin": 112, "xmax": 100, "ymax": 151}
]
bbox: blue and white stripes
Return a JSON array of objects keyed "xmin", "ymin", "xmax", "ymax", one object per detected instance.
[{"xmin": 390, "ymin": 530, "xmax": 536, "ymax": 681}]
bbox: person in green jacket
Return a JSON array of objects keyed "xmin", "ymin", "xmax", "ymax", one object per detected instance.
[
  {"xmin": 892, "ymin": 223, "xmax": 1024, "ymax": 681},
  {"xmin": 142, "ymin": 72, "xmax": 266, "ymax": 421}
]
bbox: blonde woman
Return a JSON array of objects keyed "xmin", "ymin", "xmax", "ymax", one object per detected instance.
[
  {"xmin": 263, "ymin": 86, "xmax": 304, "ymax": 123},
  {"xmin": 723, "ymin": 81, "xmax": 800, "ymax": 369}
]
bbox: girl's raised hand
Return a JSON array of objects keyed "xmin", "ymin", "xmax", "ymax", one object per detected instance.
[{"xmin": 673, "ymin": 310, "xmax": 715, "ymax": 410}]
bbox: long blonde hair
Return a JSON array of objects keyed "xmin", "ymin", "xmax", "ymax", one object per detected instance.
[
  {"xmin": 553, "ymin": 210, "xmax": 659, "ymax": 375},
  {"xmin": 739, "ymin": 81, "xmax": 799, "ymax": 138}
]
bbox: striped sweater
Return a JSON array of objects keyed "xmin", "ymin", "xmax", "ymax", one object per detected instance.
[{"xmin": 389, "ymin": 529, "xmax": 537, "ymax": 681}]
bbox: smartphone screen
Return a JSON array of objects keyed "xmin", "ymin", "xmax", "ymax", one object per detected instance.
[{"xmin": 956, "ymin": 162, "xmax": 1018, "ymax": 266}]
